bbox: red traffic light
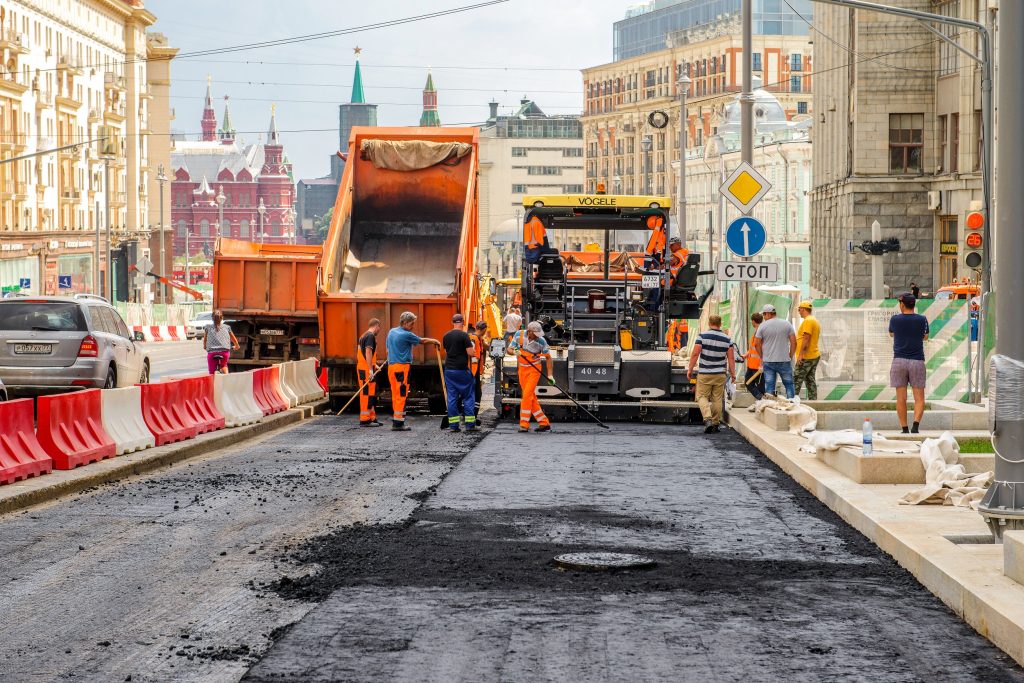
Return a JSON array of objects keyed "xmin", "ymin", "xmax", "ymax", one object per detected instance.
[
  {"xmin": 966, "ymin": 232, "xmax": 983, "ymax": 249},
  {"xmin": 966, "ymin": 211, "xmax": 984, "ymax": 230}
]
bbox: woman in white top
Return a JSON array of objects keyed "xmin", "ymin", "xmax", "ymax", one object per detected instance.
[{"xmin": 204, "ymin": 310, "xmax": 240, "ymax": 374}]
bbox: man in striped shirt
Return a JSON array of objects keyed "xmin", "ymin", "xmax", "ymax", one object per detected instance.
[{"xmin": 687, "ymin": 314, "xmax": 737, "ymax": 433}]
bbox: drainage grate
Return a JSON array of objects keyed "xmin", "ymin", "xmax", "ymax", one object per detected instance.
[{"xmin": 553, "ymin": 552, "xmax": 657, "ymax": 572}]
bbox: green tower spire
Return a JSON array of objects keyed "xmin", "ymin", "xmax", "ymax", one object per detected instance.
[
  {"xmin": 351, "ymin": 47, "xmax": 366, "ymax": 104},
  {"xmin": 419, "ymin": 70, "xmax": 440, "ymax": 127}
]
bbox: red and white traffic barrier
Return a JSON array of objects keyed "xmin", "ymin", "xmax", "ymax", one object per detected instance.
[{"xmin": 133, "ymin": 325, "xmax": 187, "ymax": 342}]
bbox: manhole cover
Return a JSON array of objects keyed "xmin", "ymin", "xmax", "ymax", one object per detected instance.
[{"xmin": 553, "ymin": 552, "xmax": 657, "ymax": 572}]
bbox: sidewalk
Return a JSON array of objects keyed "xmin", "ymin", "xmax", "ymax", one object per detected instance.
[
  {"xmin": 728, "ymin": 405, "xmax": 1024, "ymax": 667},
  {"xmin": 0, "ymin": 400, "xmax": 328, "ymax": 517}
]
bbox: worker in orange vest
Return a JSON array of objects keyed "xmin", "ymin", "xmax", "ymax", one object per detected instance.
[
  {"xmin": 356, "ymin": 318, "xmax": 382, "ymax": 427},
  {"xmin": 524, "ymin": 216, "xmax": 550, "ymax": 264},
  {"xmin": 470, "ymin": 320, "xmax": 488, "ymax": 413},
  {"xmin": 665, "ymin": 237, "xmax": 690, "ymax": 349},
  {"xmin": 509, "ymin": 321, "xmax": 554, "ymax": 433},
  {"xmin": 644, "ymin": 215, "xmax": 667, "ymax": 270}
]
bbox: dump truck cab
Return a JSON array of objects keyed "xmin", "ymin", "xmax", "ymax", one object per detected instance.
[{"xmin": 495, "ymin": 193, "xmax": 713, "ymax": 422}]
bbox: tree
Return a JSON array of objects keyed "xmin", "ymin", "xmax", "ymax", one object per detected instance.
[{"xmin": 313, "ymin": 207, "xmax": 334, "ymax": 244}]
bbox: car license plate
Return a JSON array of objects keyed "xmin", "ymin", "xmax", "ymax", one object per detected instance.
[
  {"xmin": 14, "ymin": 343, "xmax": 52, "ymax": 354},
  {"xmin": 260, "ymin": 329, "xmax": 285, "ymax": 336},
  {"xmin": 641, "ymin": 274, "xmax": 660, "ymax": 289}
]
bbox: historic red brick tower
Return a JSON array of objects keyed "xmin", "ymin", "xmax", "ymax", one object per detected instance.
[
  {"xmin": 201, "ymin": 76, "xmax": 217, "ymax": 142},
  {"xmin": 256, "ymin": 106, "xmax": 295, "ymax": 242}
]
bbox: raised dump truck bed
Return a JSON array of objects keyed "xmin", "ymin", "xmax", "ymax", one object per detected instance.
[
  {"xmin": 318, "ymin": 127, "xmax": 480, "ymax": 411},
  {"xmin": 213, "ymin": 238, "xmax": 322, "ymax": 369}
]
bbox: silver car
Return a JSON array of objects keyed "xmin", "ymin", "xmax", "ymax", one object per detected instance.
[{"xmin": 0, "ymin": 296, "xmax": 150, "ymax": 396}]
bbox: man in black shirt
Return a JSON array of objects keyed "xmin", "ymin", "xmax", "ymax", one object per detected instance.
[
  {"xmin": 441, "ymin": 313, "xmax": 478, "ymax": 432},
  {"xmin": 356, "ymin": 318, "xmax": 382, "ymax": 426}
]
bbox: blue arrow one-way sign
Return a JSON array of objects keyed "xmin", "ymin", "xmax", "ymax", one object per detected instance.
[{"xmin": 726, "ymin": 217, "xmax": 767, "ymax": 258}]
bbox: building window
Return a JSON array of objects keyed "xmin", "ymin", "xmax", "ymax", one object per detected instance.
[
  {"xmin": 790, "ymin": 53, "xmax": 803, "ymax": 71},
  {"xmin": 176, "ymin": 220, "xmax": 186, "ymax": 237},
  {"xmin": 511, "ymin": 184, "xmax": 527, "ymax": 193},
  {"xmin": 938, "ymin": 115, "xmax": 947, "ymax": 171},
  {"xmin": 789, "ymin": 76, "xmax": 802, "ymax": 93},
  {"xmin": 752, "ymin": 53, "xmax": 762, "ymax": 72},
  {"xmin": 797, "ymin": 101, "xmax": 808, "ymax": 115},
  {"xmin": 240, "ymin": 219, "xmax": 249, "ymax": 237},
  {"xmin": 787, "ymin": 257, "xmax": 803, "ymax": 283},
  {"xmin": 950, "ymin": 113, "xmax": 959, "ymax": 173},
  {"xmin": 564, "ymin": 184, "xmax": 583, "ymax": 193},
  {"xmin": 511, "ymin": 147, "xmax": 527, "ymax": 157},
  {"xmin": 527, "ymin": 166, "xmax": 561, "ymax": 176},
  {"xmin": 563, "ymin": 147, "xmax": 583, "ymax": 157},
  {"xmin": 889, "ymin": 114, "xmax": 924, "ymax": 174},
  {"xmin": 199, "ymin": 219, "xmax": 209, "ymax": 237}
]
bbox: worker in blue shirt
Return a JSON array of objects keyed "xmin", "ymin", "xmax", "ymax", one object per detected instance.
[{"xmin": 385, "ymin": 311, "xmax": 440, "ymax": 431}]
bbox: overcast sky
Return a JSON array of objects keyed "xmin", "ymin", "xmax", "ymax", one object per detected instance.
[{"xmin": 147, "ymin": 0, "xmax": 629, "ymax": 181}]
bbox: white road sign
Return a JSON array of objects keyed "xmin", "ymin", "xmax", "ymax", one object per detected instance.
[{"xmin": 715, "ymin": 260, "xmax": 779, "ymax": 283}]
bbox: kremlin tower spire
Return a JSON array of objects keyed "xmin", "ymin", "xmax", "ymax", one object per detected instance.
[
  {"xmin": 219, "ymin": 95, "xmax": 236, "ymax": 145},
  {"xmin": 419, "ymin": 70, "xmax": 440, "ymax": 127},
  {"xmin": 201, "ymin": 75, "xmax": 217, "ymax": 142},
  {"xmin": 351, "ymin": 47, "xmax": 366, "ymax": 104}
]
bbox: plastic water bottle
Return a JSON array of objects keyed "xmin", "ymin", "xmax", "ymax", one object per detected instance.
[{"xmin": 862, "ymin": 418, "xmax": 873, "ymax": 456}]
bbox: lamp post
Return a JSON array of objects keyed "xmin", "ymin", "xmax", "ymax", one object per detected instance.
[
  {"xmin": 676, "ymin": 67, "xmax": 691, "ymax": 244},
  {"xmin": 641, "ymin": 135, "xmax": 653, "ymax": 196},
  {"xmin": 215, "ymin": 186, "xmax": 226, "ymax": 242},
  {"xmin": 257, "ymin": 198, "xmax": 266, "ymax": 244},
  {"xmin": 290, "ymin": 207, "xmax": 298, "ymax": 244},
  {"xmin": 184, "ymin": 223, "xmax": 191, "ymax": 293},
  {"xmin": 155, "ymin": 164, "xmax": 167, "ymax": 302}
]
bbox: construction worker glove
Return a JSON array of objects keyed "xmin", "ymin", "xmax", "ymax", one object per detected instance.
[{"xmin": 548, "ymin": 376, "xmax": 556, "ymax": 386}]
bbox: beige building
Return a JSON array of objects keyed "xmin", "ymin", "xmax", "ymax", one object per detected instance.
[
  {"xmin": 810, "ymin": 0, "xmax": 992, "ymax": 298},
  {"xmin": 478, "ymin": 99, "xmax": 586, "ymax": 278},
  {"xmin": 582, "ymin": 14, "xmax": 812, "ymax": 204},
  {"xmin": 0, "ymin": 0, "xmax": 172, "ymax": 297}
]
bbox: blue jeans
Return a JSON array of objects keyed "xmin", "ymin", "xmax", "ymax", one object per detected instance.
[{"xmin": 762, "ymin": 361, "xmax": 795, "ymax": 399}]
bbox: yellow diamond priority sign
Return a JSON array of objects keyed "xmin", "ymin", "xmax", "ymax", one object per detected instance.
[{"xmin": 720, "ymin": 161, "xmax": 772, "ymax": 214}]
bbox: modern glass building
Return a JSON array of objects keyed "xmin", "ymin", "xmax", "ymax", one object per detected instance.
[{"xmin": 613, "ymin": 0, "xmax": 813, "ymax": 61}]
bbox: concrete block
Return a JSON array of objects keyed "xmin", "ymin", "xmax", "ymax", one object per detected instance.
[
  {"xmin": 1004, "ymin": 532, "xmax": 1024, "ymax": 586},
  {"xmin": 817, "ymin": 447, "xmax": 994, "ymax": 485}
]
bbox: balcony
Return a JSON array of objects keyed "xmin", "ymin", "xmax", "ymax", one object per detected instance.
[
  {"xmin": 88, "ymin": 108, "xmax": 102, "ymax": 122},
  {"xmin": 14, "ymin": 182, "xmax": 29, "ymax": 200},
  {"xmin": 59, "ymin": 188, "xmax": 82, "ymax": 202},
  {"xmin": 57, "ymin": 55, "xmax": 84, "ymax": 76},
  {"xmin": 109, "ymin": 191, "xmax": 127, "ymax": 206},
  {"xmin": 105, "ymin": 72, "xmax": 127, "ymax": 92},
  {"xmin": 138, "ymin": 84, "xmax": 153, "ymax": 100},
  {"xmin": 34, "ymin": 88, "xmax": 53, "ymax": 109},
  {"xmin": 0, "ymin": 71, "xmax": 28, "ymax": 95},
  {"xmin": 0, "ymin": 29, "xmax": 28, "ymax": 54},
  {"xmin": 104, "ymin": 101, "xmax": 127, "ymax": 122},
  {"xmin": 55, "ymin": 90, "xmax": 83, "ymax": 111}
]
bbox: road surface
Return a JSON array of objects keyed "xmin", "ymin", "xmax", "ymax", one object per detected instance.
[
  {"xmin": 0, "ymin": 416, "xmax": 1020, "ymax": 682},
  {"xmin": 142, "ymin": 340, "xmax": 208, "ymax": 381}
]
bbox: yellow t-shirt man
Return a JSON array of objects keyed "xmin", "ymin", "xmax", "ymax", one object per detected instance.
[{"xmin": 797, "ymin": 314, "xmax": 821, "ymax": 360}]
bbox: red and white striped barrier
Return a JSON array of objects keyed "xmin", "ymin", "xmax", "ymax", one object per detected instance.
[{"xmin": 133, "ymin": 326, "xmax": 187, "ymax": 342}]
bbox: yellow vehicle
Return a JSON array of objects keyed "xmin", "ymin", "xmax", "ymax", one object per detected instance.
[{"xmin": 935, "ymin": 280, "xmax": 980, "ymax": 301}]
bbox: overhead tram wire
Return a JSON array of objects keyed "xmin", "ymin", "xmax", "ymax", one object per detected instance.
[{"xmin": 27, "ymin": 1, "xmax": 510, "ymax": 73}]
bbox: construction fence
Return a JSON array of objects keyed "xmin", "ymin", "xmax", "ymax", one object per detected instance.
[
  {"xmin": 114, "ymin": 302, "xmax": 211, "ymax": 328},
  {"xmin": 708, "ymin": 291, "xmax": 992, "ymax": 403}
]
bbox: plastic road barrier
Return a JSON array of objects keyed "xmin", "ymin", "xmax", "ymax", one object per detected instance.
[
  {"xmin": 317, "ymin": 365, "xmax": 329, "ymax": 393},
  {"xmin": 132, "ymin": 325, "xmax": 187, "ymax": 342},
  {"xmin": 36, "ymin": 389, "xmax": 117, "ymax": 469},
  {"xmin": 214, "ymin": 372, "xmax": 263, "ymax": 427},
  {"xmin": 140, "ymin": 380, "xmax": 199, "ymax": 445},
  {"xmin": 179, "ymin": 375, "xmax": 226, "ymax": 434},
  {"xmin": 252, "ymin": 367, "xmax": 288, "ymax": 415},
  {"xmin": 276, "ymin": 362, "xmax": 301, "ymax": 408},
  {"xmin": 0, "ymin": 398, "xmax": 53, "ymax": 484},
  {"xmin": 292, "ymin": 358, "xmax": 327, "ymax": 404},
  {"xmin": 101, "ymin": 386, "xmax": 156, "ymax": 455}
]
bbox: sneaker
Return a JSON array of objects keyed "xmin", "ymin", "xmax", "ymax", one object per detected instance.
[
  {"xmin": 360, "ymin": 421, "xmax": 382, "ymax": 428},
  {"xmin": 792, "ymin": 396, "xmax": 801, "ymax": 406},
  {"xmin": 704, "ymin": 420, "xmax": 714, "ymax": 434},
  {"xmin": 536, "ymin": 425, "xmax": 551, "ymax": 433},
  {"xmin": 518, "ymin": 426, "xmax": 530, "ymax": 433},
  {"xmin": 463, "ymin": 424, "xmax": 480, "ymax": 431},
  {"xmin": 710, "ymin": 424, "xmax": 721, "ymax": 433}
]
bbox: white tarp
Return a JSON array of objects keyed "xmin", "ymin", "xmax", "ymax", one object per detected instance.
[{"xmin": 899, "ymin": 432, "xmax": 993, "ymax": 508}]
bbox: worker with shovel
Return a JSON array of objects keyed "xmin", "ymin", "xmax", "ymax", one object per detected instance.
[
  {"xmin": 509, "ymin": 321, "xmax": 555, "ymax": 433},
  {"xmin": 357, "ymin": 318, "xmax": 383, "ymax": 427}
]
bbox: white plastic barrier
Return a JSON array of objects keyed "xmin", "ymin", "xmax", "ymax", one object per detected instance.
[
  {"xmin": 292, "ymin": 358, "xmax": 327, "ymax": 404},
  {"xmin": 214, "ymin": 372, "xmax": 264, "ymax": 427},
  {"xmin": 101, "ymin": 386, "xmax": 156, "ymax": 455},
  {"xmin": 275, "ymin": 362, "xmax": 301, "ymax": 408}
]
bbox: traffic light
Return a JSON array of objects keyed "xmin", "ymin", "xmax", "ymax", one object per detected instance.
[{"xmin": 964, "ymin": 210, "xmax": 984, "ymax": 270}]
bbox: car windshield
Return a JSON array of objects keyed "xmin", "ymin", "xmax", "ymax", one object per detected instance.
[
  {"xmin": 196, "ymin": 312, "xmax": 213, "ymax": 321},
  {"xmin": 0, "ymin": 302, "xmax": 88, "ymax": 332},
  {"xmin": 934, "ymin": 291, "xmax": 953, "ymax": 301}
]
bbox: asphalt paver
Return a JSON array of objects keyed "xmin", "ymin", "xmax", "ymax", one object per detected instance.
[
  {"xmin": 0, "ymin": 416, "xmax": 484, "ymax": 682},
  {"xmin": 247, "ymin": 422, "xmax": 1024, "ymax": 683}
]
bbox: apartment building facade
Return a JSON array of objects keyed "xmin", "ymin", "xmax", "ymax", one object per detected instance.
[
  {"xmin": 809, "ymin": 0, "xmax": 992, "ymax": 297},
  {"xmin": 0, "ymin": 0, "xmax": 167, "ymax": 296}
]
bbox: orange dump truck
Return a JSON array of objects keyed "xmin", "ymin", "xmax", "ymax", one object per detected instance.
[
  {"xmin": 213, "ymin": 237, "xmax": 323, "ymax": 370},
  {"xmin": 318, "ymin": 127, "xmax": 480, "ymax": 411}
]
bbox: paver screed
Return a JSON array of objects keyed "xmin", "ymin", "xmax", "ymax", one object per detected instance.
[{"xmin": 248, "ymin": 422, "xmax": 1024, "ymax": 683}]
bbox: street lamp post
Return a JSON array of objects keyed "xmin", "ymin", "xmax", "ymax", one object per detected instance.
[
  {"xmin": 184, "ymin": 223, "xmax": 191, "ymax": 293},
  {"xmin": 641, "ymin": 135, "xmax": 653, "ymax": 196},
  {"xmin": 257, "ymin": 198, "xmax": 267, "ymax": 244},
  {"xmin": 676, "ymin": 67, "xmax": 691, "ymax": 244},
  {"xmin": 216, "ymin": 186, "xmax": 226, "ymax": 242},
  {"xmin": 155, "ymin": 164, "xmax": 167, "ymax": 302}
]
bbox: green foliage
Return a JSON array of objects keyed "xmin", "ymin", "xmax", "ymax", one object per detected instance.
[{"xmin": 312, "ymin": 207, "xmax": 333, "ymax": 244}]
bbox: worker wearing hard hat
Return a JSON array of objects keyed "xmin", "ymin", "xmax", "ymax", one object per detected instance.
[
  {"xmin": 793, "ymin": 300, "xmax": 822, "ymax": 400},
  {"xmin": 509, "ymin": 321, "xmax": 555, "ymax": 433}
]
